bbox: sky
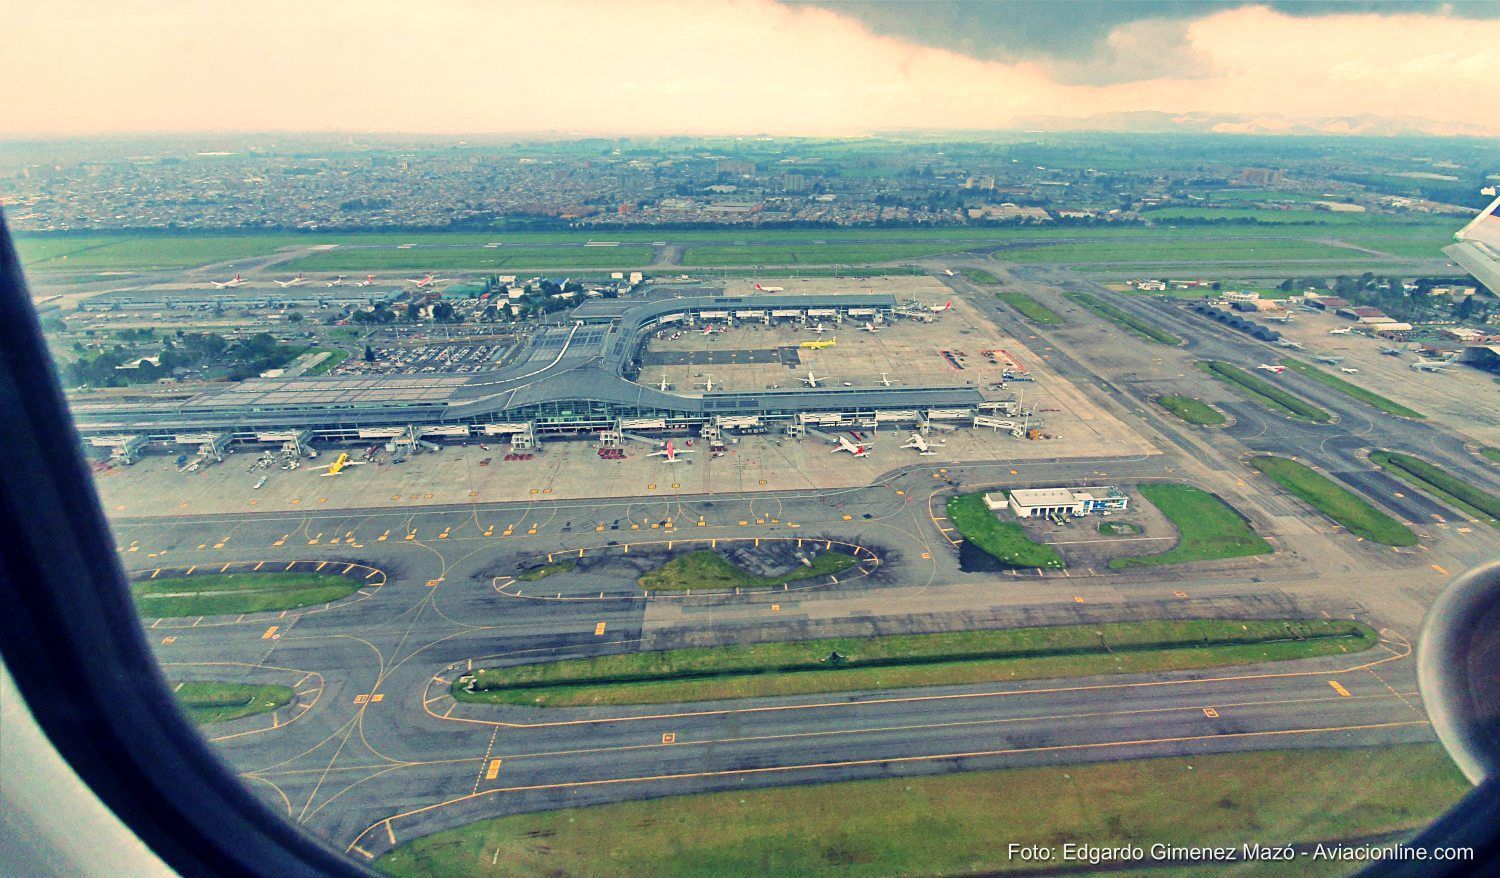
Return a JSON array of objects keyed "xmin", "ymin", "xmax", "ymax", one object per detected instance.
[{"xmin": 3, "ymin": 0, "xmax": 1499, "ymax": 137}]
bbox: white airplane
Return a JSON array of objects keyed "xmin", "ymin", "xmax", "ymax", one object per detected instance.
[
  {"xmin": 657, "ymin": 376, "xmax": 671, "ymax": 392},
  {"xmin": 1257, "ymin": 364, "xmax": 1286, "ymax": 374},
  {"xmin": 754, "ymin": 283, "xmax": 784, "ymax": 293},
  {"xmin": 406, "ymin": 274, "xmax": 448, "ymax": 288},
  {"xmin": 324, "ymin": 275, "xmax": 349, "ymax": 287},
  {"xmin": 700, "ymin": 324, "xmax": 722, "ymax": 336},
  {"xmin": 926, "ymin": 301, "xmax": 953, "ymax": 313},
  {"xmin": 356, "ymin": 275, "xmax": 377, "ymax": 287},
  {"xmin": 1340, "ymin": 367, "xmax": 1360, "ymax": 374},
  {"xmin": 1329, "ymin": 327, "xmax": 1352, "ymax": 335},
  {"xmin": 210, "ymin": 273, "xmax": 245, "ymax": 289},
  {"xmin": 878, "ymin": 373, "xmax": 892, "ymax": 387},
  {"xmin": 648, "ymin": 440, "xmax": 694, "ymax": 463},
  {"xmin": 1412, "ymin": 358, "xmax": 1459, "ymax": 372},
  {"xmin": 862, "ymin": 322, "xmax": 881, "ymax": 333},
  {"xmin": 943, "ymin": 269, "xmax": 955, "ymax": 277},
  {"xmin": 901, "ymin": 432, "xmax": 944, "ymax": 455},
  {"xmin": 810, "ymin": 323, "xmax": 830, "ymax": 335},
  {"xmin": 313, "ymin": 452, "xmax": 367, "ymax": 476},
  {"xmin": 1275, "ymin": 339, "xmax": 1305, "ymax": 350},
  {"xmin": 800, "ymin": 371, "xmax": 824, "ymax": 387},
  {"xmin": 696, "ymin": 377, "xmax": 717, "ymax": 392},
  {"xmin": 832, "ymin": 435, "xmax": 870, "ymax": 457},
  {"xmin": 274, "ymin": 274, "xmax": 306, "ymax": 288}
]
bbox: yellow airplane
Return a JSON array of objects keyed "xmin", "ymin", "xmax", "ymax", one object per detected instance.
[
  {"xmin": 799, "ymin": 337, "xmax": 836, "ymax": 350},
  {"xmin": 315, "ymin": 452, "xmax": 368, "ymax": 476}
]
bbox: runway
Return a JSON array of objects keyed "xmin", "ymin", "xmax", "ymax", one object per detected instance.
[{"xmin": 110, "ymin": 264, "xmax": 1500, "ymax": 859}]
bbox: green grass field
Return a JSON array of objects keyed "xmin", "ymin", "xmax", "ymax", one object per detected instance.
[
  {"xmin": 1248, "ymin": 456, "xmax": 1417, "ymax": 546},
  {"xmin": 996, "ymin": 291, "xmax": 1063, "ymax": 325},
  {"xmin": 172, "ymin": 681, "xmax": 294, "ymax": 724},
  {"xmin": 375, "ymin": 743, "xmax": 1461, "ymax": 878},
  {"xmin": 961, "ymin": 267, "xmax": 1000, "ymax": 284},
  {"xmin": 946, "ymin": 493, "xmax": 1064, "ymax": 569},
  {"xmin": 1279, "ymin": 359, "xmax": 1424, "ymax": 419},
  {"xmin": 680, "ymin": 243, "xmax": 959, "ymax": 266},
  {"xmin": 131, "ymin": 572, "xmax": 361, "ymax": 617},
  {"xmin": 301, "ymin": 348, "xmax": 349, "ymax": 376},
  {"xmin": 1155, "ymin": 395, "xmax": 1226, "ymax": 426},
  {"xmin": 284, "ymin": 245, "xmax": 657, "ymax": 272},
  {"xmin": 1484, "ymin": 447, "xmax": 1500, "ymax": 465},
  {"xmin": 638, "ymin": 549, "xmax": 855, "ymax": 592},
  {"xmin": 1369, "ymin": 451, "xmax": 1500, "ymax": 527},
  {"xmin": 1109, "ymin": 484, "xmax": 1272, "ymax": 569},
  {"xmin": 454, "ymin": 618, "xmax": 1373, "ymax": 708},
  {"xmin": 515, "ymin": 558, "xmax": 579, "ymax": 581},
  {"xmin": 1063, "ymin": 292, "xmax": 1181, "ymax": 345},
  {"xmin": 1003, "ymin": 237, "xmax": 1376, "ymax": 267},
  {"xmin": 1198, "ymin": 361, "xmax": 1332, "ymax": 423}
]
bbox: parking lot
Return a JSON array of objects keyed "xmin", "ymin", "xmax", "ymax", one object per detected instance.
[{"xmin": 331, "ymin": 341, "xmax": 512, "ymax": 375}]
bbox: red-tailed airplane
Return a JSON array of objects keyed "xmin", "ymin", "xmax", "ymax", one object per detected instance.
[
  {"xmin": 647, "ymin": 440, "xmax": 694, "ymax": 463},
  {"xmin": 406, "ymin": 274, "xmax": 449, "ymax": 288},
  {"xmin": 356, "ymin": 275, "xmax": 377, "ymax": 287},
  {"xmin": 274, "ymin": 274, "xmax": 306, "ymax": 288},
  {"xmin": 832, "ymin": 435, "xmax": 871, "ymax": 457},
  {"xmin": 928, "ymin": 300, "xmax": 953, "ymax": 313},
  {"xmin": 754, "ymin": 283, "xmax": 784, "ymax": 292},
  {"xmin": 210, "ymin": 273, "xmax": 244, "ymax": 289},
  {"xmin": 1257, "ymin": 364, "xmax": 1286, "ymax": 374}
]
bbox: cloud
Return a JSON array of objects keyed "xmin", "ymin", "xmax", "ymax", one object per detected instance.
[{"xmin": 0, "ymin": 0, "xmax": 1495, "ymax": 136}]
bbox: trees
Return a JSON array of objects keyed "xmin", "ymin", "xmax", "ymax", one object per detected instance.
[{"xmin": 364, "ymin": 344, "xmax": 376, "ymax": 363}]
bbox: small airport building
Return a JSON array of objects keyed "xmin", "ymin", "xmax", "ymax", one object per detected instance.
[{"xmin": 987, "ymin": 486, "xmax": 1129, "ymax": 518}]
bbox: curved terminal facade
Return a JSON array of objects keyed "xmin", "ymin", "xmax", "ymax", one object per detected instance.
[{"xmin": 74, "ymin": 291, "xmax": 991, "ymax": 452}]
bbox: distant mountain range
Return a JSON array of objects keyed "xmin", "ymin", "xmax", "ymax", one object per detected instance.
[{"xmin": 1008, "ymin": 111, "xmax": 1497, "ymax": 138}]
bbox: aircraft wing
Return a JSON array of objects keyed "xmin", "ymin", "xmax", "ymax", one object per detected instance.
[{"xmin": 1445, "ymin": 194, "xmax": 1500, "ymax": 295}]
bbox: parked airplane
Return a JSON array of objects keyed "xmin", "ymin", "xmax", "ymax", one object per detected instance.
[
  {"xmin": 943, "ymin": 269, "xmax": 955, "ymax": 277},
  {"xmin": 1265, "ymin": 312, "xmax": 1294, "ymax": 323},
  {"xmin": 275, "ymin": 274, "xmax": 306, "ymax": 288},
  {"xmin": 878, "ymin": 373, "xmax": 892, "ymax": 387},
  {"xmin": 1412, "ymin": 358, "xmax": 1459, "ymax": 372},
  {"xmin": 700, "ymin": 324, "xmax": 723, "ymax": 336},
  {"xmin": 356, "ymin": 275, "xmax": 377, "ymax": 287},
  {"xmin": 314, "ymin": 452, "xmax": 367, "ymax": 476},
  {"xmin": 324, "ymin": 275, "xmax": 348, "ymax": 287},
  {"xmin": 1341, "ymin": 367, "xmax": 1360, "ymax": 373},
  {"xmin": 1314, "ymin": 355, "xmax": 1344, "ymax": 365},
  {"xmin": 1275, "ymin": 339, "xmax": 1305, "ymax": 349},
  {"xmin": 657, "ymin": 377, "xmax": 671, "ymax": 392},
  {"xmin": 1257, "ymin": 364, "xmax": 1286, "ymax": 374},
  {"xmin": 406, "ymin": 274, "xmax": 448, "ymax": 288},
  {"xmin": 648, "ymin": 440, "xmax": 694, "ymax": 463},
  {"xmin": 800, "ymin": 371, "xmax": 824, "ymax": 387},
  {"xmin": 810, "ymin": 323, "xmax": 830, "ymax": 335},
  {"xmin": 1381, "ymin": 347, "xmax": 1404, "ymax": 356},
  {"xmin": 753, "ymin": 283, "xmax": 785, "ymax": 292},
  {"xmin": 901, "ymin": 432, "xmax": 944, "ymax": 455},
  {"xmin": 1329, "ymin": 327, "xmax": 1352, "ymax": 335},
  {"xmin": 210, "ymin": 273, "xmax": 245, "ymax": 289},
  {"xmin": 799, "ymin": 338, "xmax": 836, "ymax": 350},
  {"xmin": 832, "ymin": 435, "xmax": 870, "ymax": 457},
  {"xmin": 862, "ymin": 322, "xmax": 881, "ymax": 333},
  {"xmin": 927, "ymin": 301, "xmax": 953, "ymax": 313},
  {"xmin": 695, "ymin": 377, "xmax": 717, "ymax": 392}
]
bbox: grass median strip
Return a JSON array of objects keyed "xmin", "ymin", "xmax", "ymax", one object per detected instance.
[
  {"xmin": 1248, "ymin": 455, "xmax": 1417, "ymax": 546},
  {"xmin": 996, "ymin": 291, "xmax": 1063, "ymax": 325},
  {"xmin": 1063, "ymin": 291, "xmax": 1181, "ymax": 345},
  {"xmin": 1482, "ymin": 447, "xmax": 1500, "ymax": 466},
  {"xmin": 639, "ymin": 549, "xmax": 855, "ymax": 592},
  {"xmin": 1369, "ymin": 450, "xmax": 1500, "ymax": 527},
  {"xmin": 376, "ymin": 744, "xmax": 1463, "ymax": 878},
  {"xmin": 962, "ymin": 267, "xmax": 1000, "ymax": 284},
  {"xmin": 946, "ymin": 493, "xmax": 1064, "ymax": 569},
  {"xmin": 1199, "ymin": 361, "xmax": 1332, "ymax": 423},
  {"xmin": 515, "ymin": 558, "xmax": 578, "ymax": 581},
  {"xmin": 453, "ymin": 619, "xmax": 1375, "ymax": 708},
  {"xmin": 131, "ymin": 572, "xmax": 361, "ymax": 617},
  {"xmin": 1280, "ymin": 359, "xmax": 1424, "ymax": 419},
  {"xmin": 1155, "ymin": 394, "xmax": 1225, "ymax": 426},
  {"xmin": 173, "ymin": 681, "xmax": 294, "ymax": 724},
  {"xmin": 1109, "ymin": 484, "xmax": 1271, "ymax": 569}
]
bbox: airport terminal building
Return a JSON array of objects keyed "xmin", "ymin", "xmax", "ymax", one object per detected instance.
[{"xmin": 74, "ymin": 291, "xmax": 997, "ymax": 459}]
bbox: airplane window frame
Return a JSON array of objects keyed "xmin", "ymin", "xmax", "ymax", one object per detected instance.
[
  {"xmin": 0, "ymin": 214, "xmax": 373, "ymax": 877},
  {"xmin": 0, "ymin": 206, "xmax": 1495, "ymax": 877}
]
